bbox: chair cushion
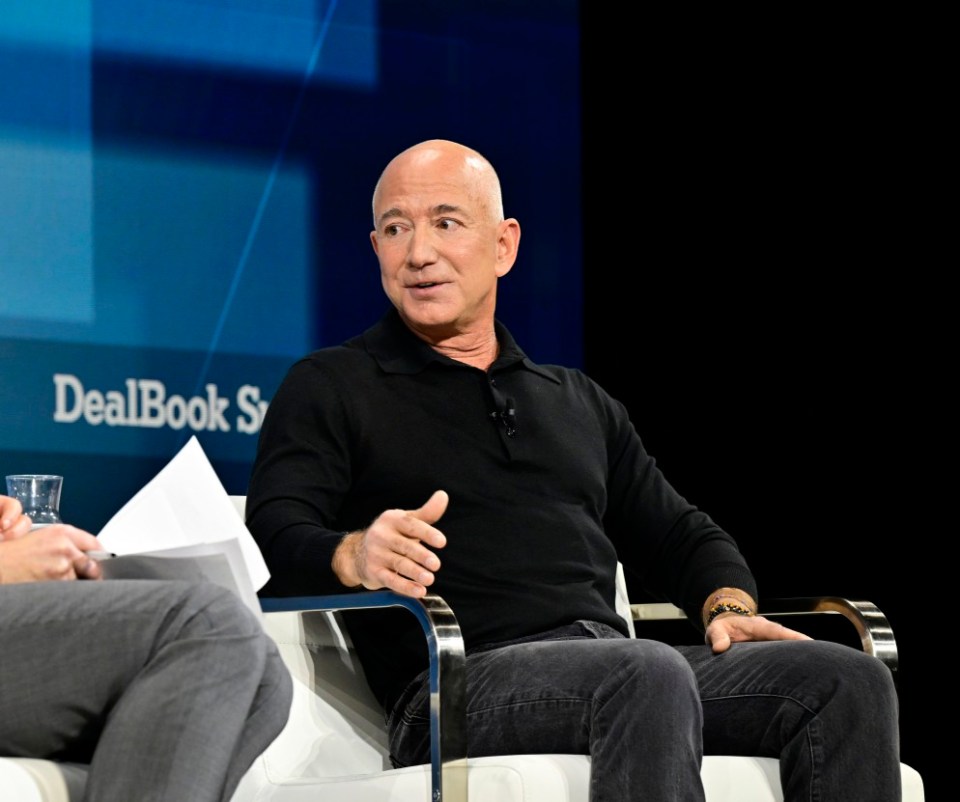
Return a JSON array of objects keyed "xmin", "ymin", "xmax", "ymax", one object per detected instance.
[{"xmin": 0, "ymin": 758, "xmax": 87, "ymax": 802}]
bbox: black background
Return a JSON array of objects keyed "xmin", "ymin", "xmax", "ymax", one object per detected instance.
[{"xmin": 581, "ymin": 7, "xmax": 942, "ymax": 796}]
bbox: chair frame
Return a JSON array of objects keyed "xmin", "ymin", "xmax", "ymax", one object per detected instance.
[
  {"xmin": 261, "ymin": 592, "xmax": 469, "ymax": 802},
  {"xmin": 261, "ymin": 592, "xmax": 900, "ymax": 802}
]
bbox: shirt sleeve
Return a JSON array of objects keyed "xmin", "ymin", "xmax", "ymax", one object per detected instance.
[
  {"xmin": 246, "ymin": 356, "xmax": 358, "ymax": 596},
  {"xmin": 597, "ymin": 384, "xmax": 758, "ymax": 628}
]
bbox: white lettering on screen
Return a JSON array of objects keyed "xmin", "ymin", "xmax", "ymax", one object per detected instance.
[{"xmin": 52, "ymin": 373, "xmax": 269, "ymax": 434}]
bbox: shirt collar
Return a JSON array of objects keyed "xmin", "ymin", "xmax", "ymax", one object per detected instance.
[{"xmin": 361, "ymin": 307, "xmax": 557, "ymax": 382}]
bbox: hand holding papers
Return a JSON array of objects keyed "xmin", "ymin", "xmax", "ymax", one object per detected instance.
[{"xmin": 96, "ymin": 436, "xmax": 268, "ymax": 618}]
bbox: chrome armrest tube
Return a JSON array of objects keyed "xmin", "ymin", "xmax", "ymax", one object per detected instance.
[
  {"xmin": 261, "ymin": 591, "xmax": 468, "ymax": 802},
  {"xmin": 631, "ymin": 596, "xmax": 899, "ymax": 683},
  {"xmin": 759, "ymin": 596, "xmax": 898, "ymax": 682}
]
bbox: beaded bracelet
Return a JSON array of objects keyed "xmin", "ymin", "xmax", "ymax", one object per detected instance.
[{"xmin": 706, "ymin": 602, "xmax": 755, "ymax": 625}]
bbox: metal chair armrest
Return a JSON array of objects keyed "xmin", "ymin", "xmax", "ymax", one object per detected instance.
[
  {"xmin": 261, "ymin": 591, "xmax": 468, "ymax": 802},
  {"xmin": 631, "ymin": 595, "xmax": 899, "ymax": 683}
]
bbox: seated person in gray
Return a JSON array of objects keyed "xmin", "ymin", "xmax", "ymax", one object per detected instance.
[{"xmin": 0, "ymin": 493, "xmax": 293, "ymax": 802}]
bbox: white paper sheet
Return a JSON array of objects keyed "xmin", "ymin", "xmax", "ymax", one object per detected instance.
[
  {"xmin": 97, "ymin": 436, "xmax": 269, "ymax": 592},
  {"xmin": 97, "ymin": 539, "xmax": 261, "ymax": 619}
]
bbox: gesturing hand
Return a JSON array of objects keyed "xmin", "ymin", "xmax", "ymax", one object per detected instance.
[{"xmin": 334, "ymin": 490, "xmax": 449, "ymax": 598}]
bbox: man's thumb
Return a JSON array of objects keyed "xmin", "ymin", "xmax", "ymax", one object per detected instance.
[{"xmin": 418, "ymin": 489, "xmax": 449, "ymax": 524}]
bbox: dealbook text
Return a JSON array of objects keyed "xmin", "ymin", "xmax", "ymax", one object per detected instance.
[{"xmin": 51, "ymin": 373, "xmax": 269, "ymax": 434}]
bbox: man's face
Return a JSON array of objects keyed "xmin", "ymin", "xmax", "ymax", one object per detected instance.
[{"xmin": 370, "ymin": 148, "xmax": 514, "ymax": 342}]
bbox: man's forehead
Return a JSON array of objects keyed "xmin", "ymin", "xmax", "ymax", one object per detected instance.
[{"xmin": 374, "ymin": 157, "xmax": 490, "ymax": 223}]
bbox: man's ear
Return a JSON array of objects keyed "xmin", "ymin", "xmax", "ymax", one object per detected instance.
[
  {"xmin": 370, "ymin": 230, "xmax": 380, "ymax": 256},
  {"xmin": 495, "ymin": 218, "xmax": 521, "ymax": 277}
]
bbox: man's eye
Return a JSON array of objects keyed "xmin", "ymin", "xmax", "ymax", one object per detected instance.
[
  {"xmin": 438, "ymin": 219, "xmax": 459, "ymax": 231},
  {"xmin": 384, "ymin": 224, "xmax": 401, "ymax": 236}
]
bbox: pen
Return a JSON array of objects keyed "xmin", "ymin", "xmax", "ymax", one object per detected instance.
[{"xmin": 85, "ymin": 550, "xmax": 117, "ymax": 560}]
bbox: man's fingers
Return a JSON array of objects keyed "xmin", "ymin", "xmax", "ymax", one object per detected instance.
[
  {"xmin": 388, "ymin": 491, "xmax": 448, "ymax": 550},
  {"xmin": 347, "ymin": 491, "xmax": 450, "ymax": 598},
  {"xmin": 371, "ymin": 535, "xmax": 439, "ymax": 585},
  {"xmin": 741, "ymin": 616, "xmax": 812, "ymax": 642},
  {"xmin": 393, "ymin": 553, "xmax": 437, "ymax": 587},
  {"xmin": 374, "ymin": 562, "xmax": 433, "ymax": 598},
  {"xmin": 706, "ymin": 615, "xmax": 814, "ymax": 652}
]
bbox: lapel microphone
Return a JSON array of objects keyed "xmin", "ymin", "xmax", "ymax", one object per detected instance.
[{"xmin": 488, "ymin": 386, "xmax": 518, "ymax": 438}]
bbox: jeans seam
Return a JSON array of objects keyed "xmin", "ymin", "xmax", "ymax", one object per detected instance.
[
  {"xmin": 469, "ymin": 696, "xmax": 592, "ymax": 716},
  {"xmin": 702, "ymin": 691, "xmax": 822, "ymax": 801},
  {"xmin": 701, "ymin": 691, "xmax": 817, "ymax": 716}
]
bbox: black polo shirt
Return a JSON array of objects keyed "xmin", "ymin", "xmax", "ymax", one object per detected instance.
[{"xmin": 247, "ymin": 308, "xmax": 755, "ymax": 713}]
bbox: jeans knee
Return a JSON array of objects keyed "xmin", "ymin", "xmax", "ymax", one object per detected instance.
[
  {"xmin": 595, "ymin": 640, "xmax": 703, "ymax": 744},
  {"xmin": 802, "ymin": 640, "xmax": 896, "ymax": 695},
  {"xmin": 833, "ymin": 643, "xmax": 898, "ymax": 711},
  {"xmin": 611, "ymin": 641, "xmax": 699, "ymax": 707}
]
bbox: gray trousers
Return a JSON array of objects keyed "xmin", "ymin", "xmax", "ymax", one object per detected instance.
[
  {"xmin": 0, "ymin": 579, "xmax": 292, "ymax": 802},
  {"xmin": 389, "ymin": 620, "xmax": 902, "ymax": 802}
]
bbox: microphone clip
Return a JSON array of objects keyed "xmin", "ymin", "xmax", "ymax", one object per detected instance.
[{"xmin": 489, "ymin": 398, "xmax": 518, "ymax": 438}]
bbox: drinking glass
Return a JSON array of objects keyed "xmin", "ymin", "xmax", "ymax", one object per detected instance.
[{"xmin": 5, "ymin": 474, "xmax": 63, "ymax": 527}]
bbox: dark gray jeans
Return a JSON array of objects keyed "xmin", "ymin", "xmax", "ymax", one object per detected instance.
[{"xmin": 388, "ymin": 621, "xmax": 901, "ymax": 802}]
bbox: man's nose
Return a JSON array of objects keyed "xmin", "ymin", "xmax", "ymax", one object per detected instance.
[{"xmin": 407, "ymin": 226, "xmax": 438, "ymax": 268}]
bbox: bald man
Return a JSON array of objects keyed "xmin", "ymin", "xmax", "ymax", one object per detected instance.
[{"xmin": 246, "ymin": 139, "xmax": 901, "ymax": 801}]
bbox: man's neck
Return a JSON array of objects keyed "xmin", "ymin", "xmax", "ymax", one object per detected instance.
[
  {"xmin": 432, "ymin": 334, "xmax": 500, "ymax": 371},
  {"xmin": 408, "ymin": 323, "xmax": 499, "ymax": 371}
]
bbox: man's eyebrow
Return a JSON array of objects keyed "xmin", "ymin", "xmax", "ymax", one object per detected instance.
[
  {"xmin": 377, "ymin": 207, "xmax": 405, "ymax": 227},
  {"xmin": 377, "ymin": 204, "xmax": 465, "ymax": 228}
]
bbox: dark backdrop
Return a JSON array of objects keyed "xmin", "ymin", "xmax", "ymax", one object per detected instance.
[{"xmin": 581, "ymin": 8, "xmax": 939, "ymax": 795}]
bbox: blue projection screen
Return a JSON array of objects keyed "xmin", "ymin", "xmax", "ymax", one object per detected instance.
[{"xmin": 0, "ymin": 1, "xmax": 582, "ymax": 530}]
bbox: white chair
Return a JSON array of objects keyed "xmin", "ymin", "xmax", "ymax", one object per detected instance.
[
  {"xmin": 0, "ymin": 760, "xmax": 86, "ymax": 802},
  {"xmin": 227, "ymin": 498, "xmax": 926, "ymax": 802},
  {"xmin": 0, "ymin": 496, "xmax": 926, "ymax": 801}
]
